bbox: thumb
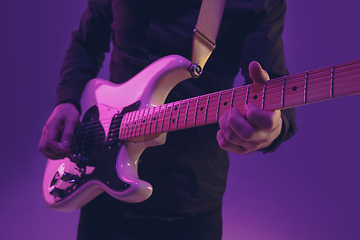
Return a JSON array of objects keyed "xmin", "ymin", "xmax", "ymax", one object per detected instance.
[
  {"xmin": 249, "ymin": 61, "xmax": 270, "ymax": 84},
  {"xmin": 60, "ymin": 117, "xmax": 78, "ymax": 148}
]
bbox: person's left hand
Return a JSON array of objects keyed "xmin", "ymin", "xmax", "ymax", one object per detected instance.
[{"xmin": 216, "ymin": 61, "xmax": 282, "ymax": 155}]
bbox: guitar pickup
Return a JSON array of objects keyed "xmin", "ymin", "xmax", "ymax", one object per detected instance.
[
  {"xmin": 70, "ymin": 154, "xmax": 90, "ymax": 168},
  {"xmin": 60, "ymin": 172, "xmax": 80, "ymax": 183}
]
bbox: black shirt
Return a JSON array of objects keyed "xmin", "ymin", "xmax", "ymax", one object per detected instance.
[{"xmin": 56, "ymin": 0, "xmax": 296, "ymax": 218}]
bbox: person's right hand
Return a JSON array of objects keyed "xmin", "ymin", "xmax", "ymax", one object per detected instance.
[{"xmin": 39, "ymin": 103, "xmax": 80, "ymax": 160}]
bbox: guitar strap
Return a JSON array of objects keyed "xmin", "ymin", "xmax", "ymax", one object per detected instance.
[{"xmin": 190, "ymin": 0, "xmax": 226, "ymax": 78}]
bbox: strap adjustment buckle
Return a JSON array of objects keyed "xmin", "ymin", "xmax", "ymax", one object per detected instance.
[
  {"xmin": 190, "ymin": 29, "xmax": 216, "ymax": 78},
  {"xmin": 189, "ymin": 63, "xmax": 203, "ymax": 78}
]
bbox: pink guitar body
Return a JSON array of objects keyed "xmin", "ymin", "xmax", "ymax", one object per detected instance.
[{"xmin": 43, "ymin": 55, "xmax": 192, "ymax": 212}]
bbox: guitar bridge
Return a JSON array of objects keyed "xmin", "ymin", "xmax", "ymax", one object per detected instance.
[{"xmin": 47, "ymin": 163, "xmax": 84, "ymax": 201}]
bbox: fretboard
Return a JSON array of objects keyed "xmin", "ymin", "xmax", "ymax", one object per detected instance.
[{"xmin": 119, "ymin": 59, "xmax": 360, "ymax": 141}]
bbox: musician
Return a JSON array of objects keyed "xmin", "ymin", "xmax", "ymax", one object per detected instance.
[{"xmin": 39, "ymin": 0, "xmax": 296, "ymax": 239}]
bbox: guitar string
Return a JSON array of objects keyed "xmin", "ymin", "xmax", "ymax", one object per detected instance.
[
  {"xmin": 76, "ymin": 84, "xmax": 360, "ymax": 140},
  {"xmin": 75, "ymin": 64, "xmax": 360, "ymax": 136},
  {"xmin": 75, "ymin": 71, "xmax": 360, "ymax": 136},
  {"xmin": 73, "ymin": 76, "xmax": 360, "ymax": 142},
  {"xmin": 72, "ymin": 81, "xmax": 360, "ymax": 146},
  {"xmin": 71, "ymin": 65, "xmax": 360, "ymax": 143}
]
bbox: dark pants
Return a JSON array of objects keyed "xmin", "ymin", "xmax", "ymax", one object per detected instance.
[{"xmin": 77, "ymin": 195, "xmax": 223, "ymax": 240}]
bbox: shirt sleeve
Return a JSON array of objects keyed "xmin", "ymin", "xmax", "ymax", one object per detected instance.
[
  {"xmin": 56, "ymin": 0, "xmax": 112, "ymax": 113},
  {"xmin": 239, "ymin": 0, "xmax": 297, "ymax": 153}
]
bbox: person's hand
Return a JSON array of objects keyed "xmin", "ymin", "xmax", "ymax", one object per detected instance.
[
  {"xmin": 39, "ymin": 103, "xmax": 80, "ymax": 159},
  {"xmin": 217, "ymin": 61, "xmax": 282, "ymax": 155}
]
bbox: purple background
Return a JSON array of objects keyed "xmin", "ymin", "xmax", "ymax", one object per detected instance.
[{"xmin": 1, "ymin": 1, "xmax": 359, "ymax": 239}]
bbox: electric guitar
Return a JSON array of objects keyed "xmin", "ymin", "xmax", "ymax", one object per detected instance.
[{"xmin": 43, "ymin": 55, "xmax": 360, "ymax": 212}]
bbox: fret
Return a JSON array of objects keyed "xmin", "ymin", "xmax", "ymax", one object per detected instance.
[
  {"xmin": 177, "ymin": 99, "xmax": 189, "ymax": 129},
  {"xmin": 169, "ymin": 102, "xmax": 180, "ymax": 131},
  {"xmin": 119, "ymin": 116, "xmax": 123, "ymax": 140},
  {"xmin": 137, "ymin": 108, "xmax": 145, "ymax": 137},
  {"xmin": 194, "ymin": 96, "xmax": 200, "ymax": 126},
  {"xmin": 120, "ymin": 112, "xmax": 128, "ymax": 140},
  {"xmin": 128, "ymin": 110, "xmax": 136, "ymax": 139},
  {"xmin": 153, "ymin": 106, "xmax": 161, "ymax": 134},
  {"xmin": 281, "ymin": 76, "xmax": 286, "ymax": 108},
  {"xmin": 136, "ymin": 110, "xmax": 142, "ymax": 137},
  {"xmin": 175, "ymin": 100, "xmax": 182, "ymax": 129},
  {"xmin": 162, "ymin": 105, "xmax": 168, "ymax": 133},
  {"xmin": 145, "ymin": 108, "xmax": 151, "ymax": 135},
  {"xmin": 148, "ymin": 107, "xmax": 154, "ymax": 135},
  {"xmin": 248, "ymin": 83, "xmax": 263, "ymax": 108},
  {"xmin": 134, "ymin": 109, "xmax": 142, "ymax": 137},
  {"xmin": 204, "ymin": 94, "xmax": 210, "ymax": 124},
  {"xmin": 123, "ymin": 112, "xmax": 128, "ymax": 139},
  {"xmin": 119, "ymin": 112, "xmax": 124, "ymax": 139},
  {"xmin": 307, "ymin": 67, "xmax": 332, "ymax": 103},
  {"xmin": 184, "ymin": 98, "xmax": 190, "ymax": 128},
  {"xmin": 216, "ymin": 91, "xmax": 222, "ymax": 121},
  {"xmin": 218, "ymin": 89, "xmax": 233, "ymax": 118},
  {"xmin": 127, "ymin": 112, "xmax": 135, "ymax": 138},
  {"xmin": 125, "ymin": 112, "xmax": 132, "ymax": 139},
  {"xmin": 124, "ymin": 111, "xmax": 130, "ymax": 139},
  {"xmin": 206, "ymin": 92, "xmax": 220, "ymax": 123},
  {"xmin": 141, "ymin": 108, "xmax": 149, "ymax": 136},
  {"xmin": 168, "ymin": 103, "xmax": 174, "ymax": 131},
  {"xmin": 131, "ymin": 111, "xmax": 139, "ymax": 137},
  {"xmin": 230, "ymin": 88, "xmax": 235, "ymax": 108},
  {"xmin": 185, "ymin": 97, "xmax": 199, "ymax": 128},
  {"xmin": 333, "ymin": 61, "xmax": 360, "ymax": 97},
  {"xmin": 262, "ymin": 81, "xmax": 267, "ymax": 110},
  {"xmin": 133, "ymin": 109, "xmax": 140, "ymax": 137},
  {"xmin": 330, "ymin": 65, "xmax": 335, "ymax": 98},
  {"xmin": 245, "ymin": 84, "xmax": 250, "ymax": 105},
  {"xmin": 140, "ymin": 108, "xmax": 146, "ymax": 136},
  {"xmin": 231, "ymin": 87, "xmax": 247, "ymax": 114},
  {"xmin": 158, "ymin": 105, "xmax": 166, "ymax": 133},
  {"xmin": 304, "ymin": 71, "xmax": 308, "ymax": 103},
  {"xmin": 136, "ymin": 109, "xmax": 142, "ymax": 137},
  {"xmin": 284, "ymin": 73, "xmax": 304, "ymax": 108},
  {"xmin": 144, "ymin": 108, "xmax": 149, "ymax": 136},
  {"xmin": 146, "ymin": 107, "xmax": 154, "ymax": 136},
  {"xmin": 163, "ymin": 104, "xmax": 172, "ymax": 132},
  {"xmin": 197, "ymin": 95, "xmax": 208, "ymax": 125}
]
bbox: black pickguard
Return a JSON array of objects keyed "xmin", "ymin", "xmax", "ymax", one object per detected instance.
[{"xmin": 69, "ymin": 102, "xmax": 140, "ymax": 193}]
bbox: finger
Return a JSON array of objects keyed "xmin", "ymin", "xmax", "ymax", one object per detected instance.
[
  {"xmin": 38, "ymin": 128, "xmax": 49, "ymax": 156},
  {"xmin": 249, "ymin": 61, "xmax": 270, "ymax": 84},
  {"xmin": 39, "ymin": 127, "xmax": 70, "ymax": 159},
  {"xmin": 226, "ymin": 107, "xmax": 269, "ymax": 142},
  {"xmin": 45, "ymin": 140, "xmax": 72, "ymax": 154},
  {"xmin": 219, "ymin": 109, "xmax": 248, "ymax": 145},
  {"xmin": 40, "ymin": 147, "xmax": 67, "ymax": 160},
  {"xmin": 217, "ymin": 129, "xmax": 274, "ymax": 154},
  {"xmin": 45, "ymin": 122, "xmax": 71, "ymax": 153},
  {"xmin": 219, "ymin": 108, "xmax": 267, "ymax": 144},
  {"xmin": 217, "ymin": 124, "xmax": 266, "ymax": 151},
  {"xmin": 61, "ymin": 116, "xmax": 78, "ymax": 148},
  {"xmin": 217, "ymin": 130, "xmax": 250, "ymax": 155},
  {"xmin": 225, "ymin": 134, "xmax": 263, "ymax": 152},
  {"xmin": 218, "ymin": 110, "xmax": 235, "ymax": 143},
  {"xmin": 245, "ymin": 103, "xmax": 281, "ymax": 131}
]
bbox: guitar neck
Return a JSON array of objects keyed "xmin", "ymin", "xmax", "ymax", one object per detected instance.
[{"xmin": 119, "ymin": 59, "xmax": 360, "ymax": 141}]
